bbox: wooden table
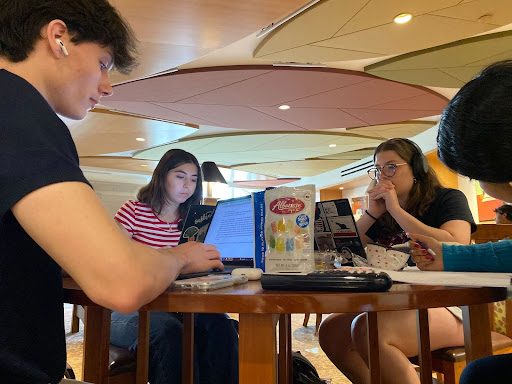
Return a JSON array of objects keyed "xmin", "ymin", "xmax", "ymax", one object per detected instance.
[{"xmin": 62, "ymin": 278, "xmax": 507, "ymax": 384}]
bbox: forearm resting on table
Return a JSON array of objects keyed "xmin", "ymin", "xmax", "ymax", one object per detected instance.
[
  {"xmin": 12, "ymin": 181, "xmax": 188, "ymax": 313},
  {"xmin": 390, "ymin": 207, "xmax": 471, "ymax": 244},
  {"xmin": 443, "ymin": 241, "xmax": 512, "ymax": 272}
]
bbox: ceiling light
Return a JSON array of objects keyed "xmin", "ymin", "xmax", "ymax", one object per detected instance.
[
  {"xmin": 394, "ymin": 13, "xmax": 412, "ymax": 24},
  {"xmin": 279, "ymin": 105, "xmax": 291, "ymax": 110},
  {"xmin": 140, "ymin": 164, "xmax": 148, "ymax": 167},
  {"xmin": 339, "ymin": 187, "xmax": 344, "ymax": 190},
  {"xmin": 136, "ymin": 137, "xmax": 145, "ymax": 142},
  {"xmin": 329, "ymin": 144, "xmax": 336, "ymax": 148}
]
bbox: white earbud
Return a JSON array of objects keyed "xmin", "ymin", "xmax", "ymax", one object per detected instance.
[{"xmin": 56, "ymin": 39, "xmax": 68, "ymax": 56}]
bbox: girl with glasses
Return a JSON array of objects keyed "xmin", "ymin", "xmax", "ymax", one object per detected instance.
[{"xmin": 319, "ymin": 138, "xmax": 476, "ymax": 384}]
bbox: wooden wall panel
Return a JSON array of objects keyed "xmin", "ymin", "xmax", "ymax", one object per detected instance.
[{"xmin": 426, "ymin": 151, "xmax": 458, "ymax": 189}]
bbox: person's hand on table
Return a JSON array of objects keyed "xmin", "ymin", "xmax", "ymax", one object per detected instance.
[
  {"xmin": 407, "ymin": 233, "xmax": 444, "ymax": 271},
  {"xmin": 161, "ymin": 241, "xmax": 223, "ymax": 274}
]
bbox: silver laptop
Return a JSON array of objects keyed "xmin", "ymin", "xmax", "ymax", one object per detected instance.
[{"xmin": 204, "ymin": 195, "xmax": 255, "ymax": 273}]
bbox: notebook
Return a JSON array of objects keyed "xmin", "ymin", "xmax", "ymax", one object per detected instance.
[
  {"xmin": 203, "ymin": 195, "xmax": 255, "ymax": 273},
  {"xmin": 178, "ymin": 205, "xmax": 215, "ymax": 245},
  {"xmin": 314, "ymin": 198, "xmax": 367, "ymax": 265}
]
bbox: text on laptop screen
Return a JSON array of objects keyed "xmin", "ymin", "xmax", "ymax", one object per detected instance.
[{"xmin": 204, "ymin": 196, "xmax": 254, "ymax": 262}]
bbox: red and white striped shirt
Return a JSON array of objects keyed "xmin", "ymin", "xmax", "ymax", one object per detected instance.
[{"xmin": 115, "ymin": 200, "xmax": 181, "ymax": 248}]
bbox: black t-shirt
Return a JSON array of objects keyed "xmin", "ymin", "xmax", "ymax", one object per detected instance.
[
  {"xmin": 366, "ymin": 187, "xmax": 476, "ymax": 246},
  {"xmin": 0, "ymin": 70, "xmax": 90, "ymax": 383}
]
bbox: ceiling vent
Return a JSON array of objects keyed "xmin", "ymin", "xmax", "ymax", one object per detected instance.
[{"xmin": 340, "ymin": 160, "xmax": 373, "ymax": 178}]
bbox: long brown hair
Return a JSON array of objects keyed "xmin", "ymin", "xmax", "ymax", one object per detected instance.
[
  {"xmin": 373, "ymin": 138, "xmax": 442, "ymax": 234},
  {"xmin": 137, "ymin": 149, "xmax": 202, "ymax": 220}
]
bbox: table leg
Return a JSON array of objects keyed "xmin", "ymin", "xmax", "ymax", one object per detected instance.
[
  {"xmin": 278, "ymin": 314, "xmax": 292, "ymax": 384},
  {"xmin": 366, "ymin": 312, "xmax": 381, "ymax": 384},
  {"xmin": 416, "ymin": 309, "xmax": 433, "ymax": 384},
  {"xmin": 239, "ymin": 313, "xmax": 279, "ymax": 384},
  {"xmin": 182, "ymin": 313, "xmax": 195, "ymax": 384},
  {"xmin": 462, "ymin": 304, "xmax": 492, "ymax": 362},
  {"xmin": 136, "ymin": 311, "xmax": 150, "ymax": 384},
  {"xmin": 82, "ymin": 306, "xmax": 110, "ymax": 384}
]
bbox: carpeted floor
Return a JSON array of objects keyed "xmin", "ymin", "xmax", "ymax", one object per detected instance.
[{"xmin": 64, "ymin": 304, "xmax": 351, "ymax": 383}]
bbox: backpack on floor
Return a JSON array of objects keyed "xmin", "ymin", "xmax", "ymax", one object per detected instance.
[{"xmin": 292, "ymin": 351, "xmax": 325, "ymax": 384}]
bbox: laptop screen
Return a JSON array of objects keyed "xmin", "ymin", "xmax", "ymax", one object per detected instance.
[{"xmin": 204, "ymin": 195, "xmax": 254, "ymax": 264}]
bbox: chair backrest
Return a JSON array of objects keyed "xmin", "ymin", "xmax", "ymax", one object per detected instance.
[
  {"xmin": 471, "ymin": 224, "xmax": 512, "ymax": 244},
  {"xmin": 470, "ymin": 224, "xmax": 512, "ymax": 338}
]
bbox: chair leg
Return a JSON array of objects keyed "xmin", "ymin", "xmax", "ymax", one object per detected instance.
[
  {"xmin": 441, "ymin": 360, "xmax": 466, "ymax": 384},
  {"xmin": 71, "ymin": 304, "xmax": 80, "ymax": 333},
  {"xmin": 315, "ymin": 314, "xmax": 322, "ymax": 336},
  {"xmin": 303, "ymin": 313, "xmax": 310, "ymax": 327},
  {"xmin": 64, "ymin": 362, "xmax": 76, "ymax": 379}
]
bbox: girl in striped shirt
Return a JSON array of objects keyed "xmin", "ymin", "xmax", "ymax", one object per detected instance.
[{"xmin": 111, "ymin": 149, "xmax": 239, "ymax": 384}]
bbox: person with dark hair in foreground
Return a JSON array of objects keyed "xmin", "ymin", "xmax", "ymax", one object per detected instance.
[
  {"xmin": 409, "ymin": 60, "xmax": 512, "ymax": 384},
  {"xmin": 0, "ymin": 1, "xmax": 222, "ymax": 383},
  {"xmin": 112, "ymin": 149, "xmax": 238, "ymax": 384}
]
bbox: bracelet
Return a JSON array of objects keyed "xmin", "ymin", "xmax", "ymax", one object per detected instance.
[{"xmin": 365, "ymin": 210, "xmax": 378, "ymax": 221}]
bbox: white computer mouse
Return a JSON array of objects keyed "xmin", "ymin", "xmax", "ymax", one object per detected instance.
[{"xmin": 231, "ymin": 268, "xmax": 263, "ymax": 281}]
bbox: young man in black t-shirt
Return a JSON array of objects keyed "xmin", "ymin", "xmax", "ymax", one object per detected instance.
[{"xmin": 0, "ymin": 1, "xmax": 223, "ymax": 383}]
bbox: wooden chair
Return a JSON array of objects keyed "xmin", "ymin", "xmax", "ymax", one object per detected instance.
[
  {"xmin": 68, "ymin": 304, "xmax": 137, "ymax": 384},
  {"xmin": 470, "ymin": 223, "xmax": 512, "ymax": 244},
  {"xmin": 302, "ymin": 313, "xmax": 322, "ymax": 336},
  {"xmin": 410, "ymin": 223, "xmax": 512, "ymax": 384}
]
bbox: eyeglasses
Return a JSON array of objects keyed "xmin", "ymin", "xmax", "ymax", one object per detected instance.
[{"xmin": 367, "ymin": 163, "xmax": 407, "ymax": 180}]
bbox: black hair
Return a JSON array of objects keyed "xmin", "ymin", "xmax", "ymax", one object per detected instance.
[
  {"xmin": 437, "ymin": 60, "xmax": 512, "ymax": 183},
  {"xmin": 137, "ymin": 149, "xmax": 203, "ymax": 221},
  {"xmin": 373, "ymin": 138, "xmax": 442, "ymax": 234},
  {"xmin": 0, "ymin": 0, "xmax": 138, "ymax": 74},
  {"xmin": 495, "ymin": 204, "xmax": 512, "ymax": 221}
]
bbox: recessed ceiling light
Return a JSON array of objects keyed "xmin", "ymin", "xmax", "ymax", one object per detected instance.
[
  {"xmin": 279, "ymin": 105, "xmax": 291, "ymax": 110},
  {"xmin": 140, "ymin": 164, "xmax": 148, "ymax": 167},
  {"xmin": 329, "ymin": 144, "xmax": 336, "ymax": 148},
  {"xmin": 394, "ymin": 13, "xmax": 412, "ymax": 24},
  {"xmin": 339, "ymin": 187, "xmax": 344, "ymax": 190},
  {"xmin": 136, "ymin": 137, "xmax": 145, "ymax": 141}
]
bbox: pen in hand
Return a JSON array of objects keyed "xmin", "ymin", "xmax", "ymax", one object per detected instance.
[{"xmin": 406, "ymin": 234, "xmax": 436, "ymax": 256}]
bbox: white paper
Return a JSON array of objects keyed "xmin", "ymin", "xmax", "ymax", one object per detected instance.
[{"xmin": 378, "ymin": 266, "xmax": 512, "ymax": 287}]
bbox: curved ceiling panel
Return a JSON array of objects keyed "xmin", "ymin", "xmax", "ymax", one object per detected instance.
[
  {"xmin": 129, "ymin": 128, "xmax": 423, "ymax": 177},
  {"xmin": 64, "ymin": 110, "xmax": 197, "ymax": 156},
  {"xmin": 365, "ymin": 31, "xmax": 512, "ymax": 88},
  {"xmin": 346, "ymin": 120, "xmax": 437, "ymax": 139},
  {"xmin": 253, "ymin": 0, "xmax": 511, "ymax": 62},
  {"xmin": 233, "ymin": 159, "xmax": 352, "ymax": 177},
  {"xmin": 101, "ymin": 66, "xmax": 448, "ymax": 131},
  {"xmin": 80, "ymin": 156, "xmax": 157, "ymax": 174},
  {"xmin": 232, "ymin": 178, "xmax": 301, "ymax": 188},
  {"xmin": 108, "ymin": 0, "xmax": 308, "ymax": 84}
]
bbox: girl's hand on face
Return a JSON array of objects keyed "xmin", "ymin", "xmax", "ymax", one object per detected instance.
[
  {"xmin": 407, "ymin": 233, "xmax": 444, "ymax": 271},
  {"xmin": 369, "ymin": 180, "xmax": 400, "ymax": 214},
  {"xmin": 367, "ymin": 180, "xmax": 394, "ymax": 217},
  {"xmin": 367, "ymin": 188, "xmax": 387, "ymax": 217}
]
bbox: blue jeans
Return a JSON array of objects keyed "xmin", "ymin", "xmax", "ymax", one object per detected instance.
[
  {"xmin": 459, "ymin": 353, "xmax": 512, "ymax": 384},
  {"xmin": 110, "ymin": 312, "xmax": 239, "ymax": 384}
]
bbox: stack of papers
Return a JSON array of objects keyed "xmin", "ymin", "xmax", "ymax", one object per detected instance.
[{"xmin": 378, "ymin": 266, "xmax": 512, "ymax": 288}]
